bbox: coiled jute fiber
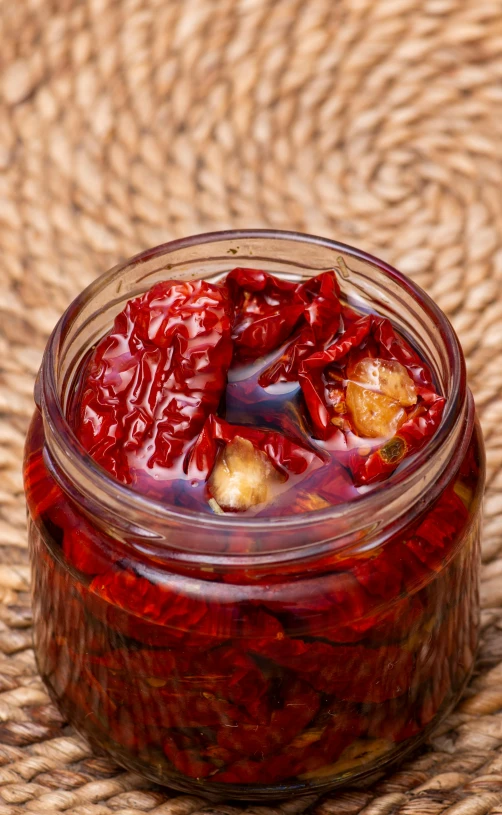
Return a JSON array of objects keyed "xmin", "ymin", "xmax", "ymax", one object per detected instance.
[{"xmin": 1, "ymin": 0, "xmax": 502, "ymax": 812}]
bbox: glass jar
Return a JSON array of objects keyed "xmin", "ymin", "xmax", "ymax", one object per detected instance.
[{"xmin": 24, "ymin": 230, "xmax": 484, "ymax": 799}]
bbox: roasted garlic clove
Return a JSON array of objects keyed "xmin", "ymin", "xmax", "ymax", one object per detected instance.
[
  {"xmin": 208, "ymin": 436, "xmax": 282, "ymax": 512},
  {"xmin": 346, "ymin": 357, "xmax": 416, "ymax": 438},
  {"xmin": 350, "ymin": 358, "xmax": 417, "ymax": 407},
  {"xmin": 346, "ymin": 383, "xmax": 406, "ymax": 438}
]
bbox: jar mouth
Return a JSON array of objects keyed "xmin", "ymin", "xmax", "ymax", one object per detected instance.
[{"xmin": 40, "ymin": 229, "xmax": 467, "ymax": 542}]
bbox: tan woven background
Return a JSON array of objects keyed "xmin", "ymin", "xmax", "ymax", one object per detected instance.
[{"xmin": 1, "ymin": 0, "xmax": 502, "ymax": 812}]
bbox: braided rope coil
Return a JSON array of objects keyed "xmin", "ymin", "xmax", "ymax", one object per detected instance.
[{"xmin": 0, "ymin": 0, "xmax": 501, "ymax": 812}]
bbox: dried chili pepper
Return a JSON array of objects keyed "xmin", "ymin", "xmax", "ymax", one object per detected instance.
[
  {"xmin": 50, "ymin": 499, "xmax": 119, "ymax": 576},
  {"xmin": 215, "ymin": 676, "xmax": 320, "ymax": 757},
  {"xmin": 258, "ymin": 271, "xmax": 342, "ymax": 385},
  {"xmin": 251, "ymin": 637, "xmax": 413, "ymax": 703},
  {"xmin": 226, "ymin": 267, "xmax": 303, "ymax": 362},
  {"xmin": 298, "ymin": 314, "xmax": 445, "ymax": 484},
  {"xmin": 403, "ymin": 485, "xmax": 469, "ymax": 575},
  {"xmin": 89, "ymin": 568, "xmax": 221, "ymax": 641},
  {"xmin": 187, "ymin": 414, "xmax": 325, "ymax": 512},
  {"xmin": 67, "ymin": 270, "xmax": 448, "ymax": 506},
  {"xmin": 188, "ymin": 415, "xmax": 323, "ymax": 477},
  {"xmin": 24, "ymin": 449, "xmax": 62, "ymax": 520},
  {"xmin": 87, "ymin": 562, "xmax": 290, "ymax": 650},
  {"xmin": 30, "ymin": 444, "xmax": 480, "ymax": 790},
  {"xmin": 73, "ymin": 279, "xmax": 234, "ymax": 484}
]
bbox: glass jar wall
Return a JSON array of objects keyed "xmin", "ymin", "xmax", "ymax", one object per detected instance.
[{"xmin": 24, "ymin": 231, "xmax": 485, "ymax": 798}]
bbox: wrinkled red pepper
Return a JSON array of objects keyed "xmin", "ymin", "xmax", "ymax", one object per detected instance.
[
  {"xmin": 226, "ymin": 268, "xmax": 303, "ymax": 362},
  {"xmin": 258, "ymin": 271, "xmax": 342, "ymax": 385},
  {"xmin": 211, "ymin": 708, "xmax": 361, "ymax": 783},
  {"xmin": 404, "ymin": 484, "xmax": 469, "ymax": 574},
  {"xmin": 30, "ymin": 434, "xmax": 478, "ymax": 787},
  {"xmin": 88, "ymin": 564, "xmax": 287, "ymax": 648},
  {"xmin": 250, "ymin": 637, "xmax": 413, "ymax": 703},
  {"xmin": 227, "ymin": 268, "xmax": 342, "ymax": 383},
  {"xmin": 74, "ymin": 279, "xmax": 234, "ymax": 483},
  {"xmin": 348, "ymin": 394, "xmax": 445, "ymax": 485},
  {"xmin": 186, "ymin": 414, "xmax": 324, "ymax": 479},
  {"xmin": 24, "ymin": 447, "xmax": 62, "ymax": 520},
  {"xmin": 298, "ymin": 314, "xmax": 446, "ymax": 484},
  {"xmin": 215, "ymin": 676, "xmax": 320, "ymax": 755}
]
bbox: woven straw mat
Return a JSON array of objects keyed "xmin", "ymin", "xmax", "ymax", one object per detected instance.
[{"xmin": 1, "ymin": 0, "xmax": 502, "ymax": 812}]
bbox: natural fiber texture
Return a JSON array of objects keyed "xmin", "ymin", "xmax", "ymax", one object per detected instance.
[{"xmin": 0, "ymin": 0, "xmax": 501, "ymax": 811}]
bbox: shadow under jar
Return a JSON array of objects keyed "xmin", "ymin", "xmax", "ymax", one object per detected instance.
[{"xmin": 24, "ymin": 230, "xmax": 484, "ymax": 799}]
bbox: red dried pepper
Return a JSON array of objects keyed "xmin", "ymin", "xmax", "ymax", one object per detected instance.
[
  {"xmin": 187, "ymin": 414, "xmax": 324, "ymax": 481},
  {"xmin": 87, "ymin": 564, "xmax": 289, "ymax": 649},
  {"xmin": 298, "ymin": 314, "xmax": 446, "ymax": 484},
  {"xmin": 88, "ymin": 568, "xmax": 225, "ymax": 644},
  {"xmin": 259, "ymin": 270, "xmax": 342, "ymax": 386},
  {"xmin": 250, "ymin": 709, "xmax": 362, "ymax": 783},
  {"xmin": 226, "ymin": 267, "xmax": 303, "ymax": 362},
  {"xmin": 110, "ymin": 708, "xmax": 167, "ymax": 753},
  {"xmin": 227, "ymin": 268, "xmax": 342, "ymax": 382},
  {"xmin": 251, "ymin": 637, "xmax": 413, "ymax": 703},
  {"xmin": 52, "ymin": 500, "xmax": 119, "ymax": 576},
  {"xmin": 403, "ymin": 485, "xmax": 469, "ymax": 574},
  {"xmin": 163, "ymin": 735, "xmax": 217, "ymax": 779},
  {"xmin": 215, "ymin": 676, "xmax": 320, "ymax": 757},
  {"xmin": 30, "ymin": 443, "xmax": 480, "ymax": 788},
  {"xmin": 73, "ymin": 279, "xmax": 234, "ymax": 483},
  {"xmin": 23, "ymin": 416, "xmax": 62, "ymax": 519},
  {"xmin": 68, "ymin": 270, "xmax": 448, "ymax": 504},
  {"xmin": 299, "ymin": 314, "xmax": 436, "ymax": 437}
]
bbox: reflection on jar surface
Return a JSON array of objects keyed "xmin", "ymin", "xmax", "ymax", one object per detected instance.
[{"xmin": 24, "ymin": 231, "xmax": 485, "ymax": 799}]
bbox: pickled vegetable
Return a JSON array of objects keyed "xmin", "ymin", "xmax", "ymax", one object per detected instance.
[
  {"xmin": 24, "ymin": 262, "xmax": 481, "ymax": 797},
  {"xmin": 208, "ymin": 436, "xmax": 283, "ymax": 511}
]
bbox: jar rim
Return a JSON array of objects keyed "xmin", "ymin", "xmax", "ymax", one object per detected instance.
[{"xmin": 40, "ymin": 228, "xmax": 467, "ymax": 539}]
